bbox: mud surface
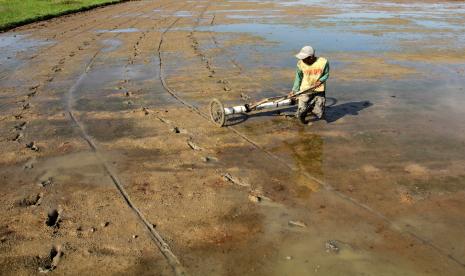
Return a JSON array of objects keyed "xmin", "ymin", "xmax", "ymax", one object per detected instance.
[{"xmin": 1, "ymin": 0, "xmax": 465, "ymax": 275}]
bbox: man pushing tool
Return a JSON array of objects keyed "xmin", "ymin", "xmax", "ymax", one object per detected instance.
[
  {"xmin": 208, "ymin": 45, "xmax": 330, "ymax": 127},
  {"xmin": 290, "ymin": 45, "xmax": 330, "ymax": 124}
]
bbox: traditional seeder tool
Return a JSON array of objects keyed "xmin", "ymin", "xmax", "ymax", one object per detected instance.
[{"xmin": 209, "ymin": 88, "xmax": 315, "ymax": 127}]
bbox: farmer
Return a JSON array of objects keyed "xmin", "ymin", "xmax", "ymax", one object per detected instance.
[{"xmin": 290, "ymin": 45, "xmax": 330, "ymax": 124}]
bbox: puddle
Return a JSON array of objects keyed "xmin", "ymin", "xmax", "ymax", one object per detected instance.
[
  {"xmin": 198, "ymin": 23, "xmax": 393, "ymax": 53},
  {"xmin": 96, "ymin": 28, "xmax": 140, "ymax": 33},
  {"xmin": 173, "ymin": 11, "xmax": 193, "ymax": 17},
  {"xmin": 70, "ymin": 55, "xmax": 177, "ymax": 110},
  {"xmin": 273, "ymin": 235, "xmax": 421, "ymax": 276},
  {"xmin": 101, "ymin": 39, "xmax": 122, "ymax": 52},
  {"xmin": 227, "ymin": 14, "xmax": 285, "ymax": 19},
  {"xmin": 0, "ymin": 33, "xmax": 53, "ymax": 79},
  {"xmin": 412, "ymin": 19, "xmax": 461, "ymax": 30},
  {"xmin": 158, "ymin": 12, "xmax": 194, "ymax": 20},
  {"xmin": 189, "ymin": 22, "xmax": 399, "ymax": 71},
  {"xmin": 46, "ymin": 209, "xmax": 60, "ymax": 227}
]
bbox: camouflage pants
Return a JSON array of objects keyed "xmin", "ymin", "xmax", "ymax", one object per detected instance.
[{"xmin": 295, "ymin": 92, "xmax": 325, "ymax": 123}]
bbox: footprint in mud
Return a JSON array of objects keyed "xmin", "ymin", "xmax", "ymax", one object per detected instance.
[
  {"xmin": 39, "ymin": 178, "xmax": 53, "ymax": 188},
  {"xmin": 38, "ymin": 245, "xmax": 63, "ymax": 273},
  {"xmin": 142, "ymin": 107, "xmax": 150, "ymax": 115},
  {"xmin": 26, "ymin": 141, "xmax": 39, "ymax": 151},
  {"xmin": 24, "ymin": 158, "xmax": 36, "ymax": 170},
  {"xmin": 16, "ymin": 193, "xmax": 43, "ymax": 207},
  {"xmin": 187, "ymin": 139, "xmax": 202, "ymax": 151},
  {"xmin": 14, "ymin": 122, "xmax": 27, "ymax": 131},
  {"xmin": 222, "ymin": 173, "xmax": 250, "ymax": 187},
  {"xmin": 325, "ymin": 240, "xmax": 354, "ymax": 254},
  {"xmin": 325, "ymin": 240, "xmax": 340, "ymax": 253},
  {"xmin": 45, "ymin": 208, "xmax": 62, "ymax": 228},
  {"xmin": 201, "ymin": 156, "xmax": 217, "ymax": 163},
  {"xmin": 248, "ymin": 194, "xmax": 263, "ymax": 203},
  {"xmin": 27, "ymin": 91, "xmax": 37, "ymax": 98},
  {"xmin": 29, "ymin": 84, "xmax": 39, "ymax": 91},
  {"xmin": 0, "ymin": 225, "xmax": 14, "ymax": 244},
  {"xmin": 12, "ymin": 132, "xmax": 23, "ymax": 142},
  {"xmin": 51, "ymin": 65, "xmax": 62, "ymax": 73},
  {"xmin": 240, "ymin": 93, "xmax": 251, "ymax": 101}
]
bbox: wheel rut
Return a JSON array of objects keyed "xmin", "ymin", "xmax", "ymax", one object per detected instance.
[{"xmin": 60, "ymin": 3, "xmax": 193, "ymax": 275}]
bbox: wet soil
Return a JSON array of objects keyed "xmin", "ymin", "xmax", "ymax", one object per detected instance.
[{"xmin": 1, "ymin": 0, "xmax": 465, "ymax": 275}]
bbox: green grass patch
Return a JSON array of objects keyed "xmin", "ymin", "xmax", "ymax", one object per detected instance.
[{"xmin": 0, "ymin": 0, "xmax": 127, "ymax": 31}]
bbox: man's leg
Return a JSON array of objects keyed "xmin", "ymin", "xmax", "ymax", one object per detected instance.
[
  {"xmin": 311, "ymin": 94, "xmax": 326, "ymax": 119},
  {"xmin": 295, "ymin": 94, "xmax": 311, "ymax": 124}
]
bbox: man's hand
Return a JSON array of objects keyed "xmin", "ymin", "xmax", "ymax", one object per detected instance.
[
  {"xmin": 313, "ymin": 81, "xmax": 322, "ymax": 89},
  {"xmin": 288, "ymin": 91, "xmax": 296, "ymax": 97}
]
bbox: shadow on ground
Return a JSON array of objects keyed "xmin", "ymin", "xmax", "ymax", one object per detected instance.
[
  {"xmin": 324, "ymin": 100, "xmax": 372, "ymax": 123},
  {"xmin": 225, "ymin": 99, "xmax": 372, "ymax": 126}
]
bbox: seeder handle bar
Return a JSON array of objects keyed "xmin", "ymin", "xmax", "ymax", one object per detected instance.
[{"xmin": 209, "ymin": 84, "xmax": 322, "ymax": 127}]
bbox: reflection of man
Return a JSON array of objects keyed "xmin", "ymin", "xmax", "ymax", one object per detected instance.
[{"xmin": 290, "ymin": 45, "xmax": 330, "ymax": 124}]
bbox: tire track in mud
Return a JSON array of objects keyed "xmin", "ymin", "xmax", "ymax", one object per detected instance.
[
  {"xmin": 39, "ymin": 3, "xmax": 189, "ymax": 275},
  {"xmin": 156, "ymin": 5, "xmax": 465, "ymax": 270},
  {"xmin": 157, "ymin": 3, "xmax": 211, "ymax": 122}
]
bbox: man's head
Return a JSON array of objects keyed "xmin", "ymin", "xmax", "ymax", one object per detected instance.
[{"xmin": 296, "ymin": 45, "xmax": 316, "ymax": 64}]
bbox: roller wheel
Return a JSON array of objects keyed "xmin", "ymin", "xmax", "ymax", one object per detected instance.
[{"xmin": 209, "ymin": 99, "xmax": 226, "ymax": 127}]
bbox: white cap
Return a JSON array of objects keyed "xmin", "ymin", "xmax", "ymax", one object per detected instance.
[{"xmin": 295, "ymin": 46, "xmax": 315, "ymax": 60}]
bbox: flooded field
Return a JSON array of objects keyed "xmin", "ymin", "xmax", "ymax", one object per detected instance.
[{"xmin": 1, "ymin": 0, "xmax": 464, "ymax": 275}]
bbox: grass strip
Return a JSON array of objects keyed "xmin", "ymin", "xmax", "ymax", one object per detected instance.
[{"xmin": 0, "ymin": 0, "xmax": 130, "ymax": 32}]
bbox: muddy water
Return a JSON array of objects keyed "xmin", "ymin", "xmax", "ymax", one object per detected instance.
[
  {"xmin": 0, "ymin": 34, "xmax": 53, "ymax": 83},
  {"xmin": 1, "ymin": 0, "xmax": 465, "ymax": 275},
  {"xmin": 163, "ymin": 0, "xmax": 465, "ymax": 274}
]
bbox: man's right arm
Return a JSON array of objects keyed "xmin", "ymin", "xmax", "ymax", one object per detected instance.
[{"xmin": 292, "ymin": 66, "xmax": 303, "ymax": 92}]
